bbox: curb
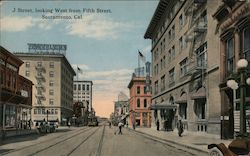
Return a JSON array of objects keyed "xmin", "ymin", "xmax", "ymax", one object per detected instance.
[{"xmin": 128, "ymin": 128, "xmax": 208, "ymax": 155}]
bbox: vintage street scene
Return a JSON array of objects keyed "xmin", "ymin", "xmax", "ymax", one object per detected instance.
[{"xmin": 1, "ymin": 0, "xmax": 250, "ymax": 156}]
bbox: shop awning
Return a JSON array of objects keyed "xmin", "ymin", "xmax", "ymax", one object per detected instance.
[
  {"xmin": 150, "ymin": 101, "xmax": 178, "ymax": 110},
  {"xmin": 191, "ymin": 87, "xmax": 206, "ymax": 100},
  {"xmin": 175, "ymin": 93, "xmax": 187, "ymax": 104}
]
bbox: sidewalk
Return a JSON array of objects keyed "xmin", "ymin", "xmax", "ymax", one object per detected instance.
[{"xmin": 131, "ymin": 127, "xmax": 232, "ymax": 154}]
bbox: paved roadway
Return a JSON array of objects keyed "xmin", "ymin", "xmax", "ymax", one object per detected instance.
[{"xmin": 1, "ymin": 123, "xmax": 198, "ymax": 156}]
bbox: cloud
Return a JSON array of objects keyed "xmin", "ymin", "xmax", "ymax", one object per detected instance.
[
  {"xmin": 71, "ymin": 64, "xmax": 90, "ymax": 71},
  {"xmin": 1, "ymin": 16, "xmax": 34, "ymax": 32},
  {"xmin": 66, "ymin": 14, "xmax": 134, "ymax": 39}
]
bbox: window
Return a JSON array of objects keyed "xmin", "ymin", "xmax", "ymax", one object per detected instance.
[
  {"xmin": 160, "ymin": 59, "xmax": 163, "ymax": 70},
  {"xmin": 78, "ymin": 84, "xmax": 81, "ymax": 90},
  {"xmin": 161, "ymin": 75, "xmax": 165, "ymax": 91},
  {"xmin": 144, "ymin": 86, "xmax": 147, "ymax": 94},
  {"xmin": 82, "ymin": 84, "xmax": 85, "ymax": 91},
  {"xmin": 25, "ymin": 71, "xmax": 30, "ymax": 77},
  {"xmin": 55, "ymin": 109, "xmax": 58, "ymax": 114},
  {"xmin": 34, "ymin": 109, "xmax": 37, "ymax": 114},
  {"xmin": 49, "ymin": 80, "xmax": 54, "ymax": 87},
  {"xmin": 49, "ymin": 99, "xmax": 54, "ymax": 105},
  {"xmin": 49, "ymin": 62, "xmax": 54, "ymax": 68},
  {"xmin": 137, "ymin": 99, "xmax": 140, "ymax": 108},
  {"xmin": 169, "ymin": 68, "xmax": 175, "ymax": 84},
  {"xmin": 38, "ymin": 109, "xmax": 41, "ymax": 114},
  {"xmin": 171, "ymin": 46, "xmax": 175, "ymax": 59},
  {"xmin": 49, "ymin": 71, "xmax": 54, "ymax": 77},
  {"xmin": 51, "ymin": 109, "xmax": 54, "ymax": 114},
  {"xmin": 37, "ymin": 99, "xmax": 41, "ymax": 105},
  {"xmin": 226, "ymin": 38, "xmax": 234, "ymax": 74},
  {"xmin": 26, "ymin": 62, "xmax": 30, "ymax": 68},
  {"xmin": 163, "ymin": 56, "xmax": 166, "ymax": 67},
  {"xmin": 49, "ymin": 89, "xmax": 54, "ymax": 95},
  {"xmin": 180, "ymin": 58, "xmax": 188, "ymax": 76},
  {"xmin": 242, "ymin": 27, "xmax": 250, "ymax": 68},
  {"xmin": 144, "ymin": 99, "xmax": 147, "ymax": 108},
  {"xmin": 179, "ymin": 37, "xmax": 184, "ymax": 51},
  {"xmin": 195, "ymin": 98, "xmax": 206, "ymax": 119},
  {"xmin": 168, "ymin": 50, "xmax": 171, "ymax": 62},
  {"xmin": 154, "ymin": 81, "xmax": 159, "ymax": 94},
  {"xmin": 87, "ymin": 85, "xmax": 89, "ymax": 91},
  {"xmin": 179, "ymin": 14, "xmax": 185, "ymax": 29},
  {"xmin": 137, "ymin": 86, "xmax": 140, "ymax": 94},
  {"xmin": 179, "ymin": 103, "xmax": 187, "ymax": 119},
  {"xmin": 172, "ymin": 25, "xmax": 175, "ymax": 39},
  {"xmin": 196, "ymin": 42, "xmax": 207, "ymax": 68}
]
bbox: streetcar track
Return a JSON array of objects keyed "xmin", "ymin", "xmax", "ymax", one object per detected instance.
[
  {"xmin": 28, "ymin": 127, "xmax": 93, "ymax": 156},
  {"xmin": 96, "ymin": 125, "xmax": 105, "ymax": 156},
  {"xmin": 1, "ymin": 127, "xmax": 88, "ymax": 156},
  {"xmin": 66, "ymin": 126, "xmax": 102, "ymax": 156}
]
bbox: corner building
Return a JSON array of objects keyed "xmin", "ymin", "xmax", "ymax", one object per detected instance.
[
  {"xmin": 144, "ymin": 0, "xmax": 221, "ymax": 134},
  {"xmin": 15, "ymin": 44, "xmax": 76, "ymax": 125},
  {"xmin": 213, "ymin": 1, "xmax": 250, "ymax": 139}
]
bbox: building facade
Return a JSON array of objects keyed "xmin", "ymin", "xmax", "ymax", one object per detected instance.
[
  {"xmin": 144, "ymin": 0, "xmax": 221, "ymax": 134},
  {"xmin": 213, "ymin": 0, "xmax": 250, "ymax": 139},
  {"xmin": 1, "ymin": 46, "xmax": 33, "ymax": 139},
  {"xmin": 128, "ymin": 76, "xmax": 152, "ymax": 127},
  {"xmin": 73, "ymin": 81, "xmax": 93, "ymax": 112},
  {"xmin": 15, "ymin": 44, "xmax": 76, "ymax": 125}
]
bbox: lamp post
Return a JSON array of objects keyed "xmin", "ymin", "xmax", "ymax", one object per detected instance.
[{"xmin": 227, "ymin": 59, "xmax": 250, "ymax": 138}]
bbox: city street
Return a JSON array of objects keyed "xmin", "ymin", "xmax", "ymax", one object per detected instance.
[{"xmin": 0, "ymin": 123, "xmax": 202, "ymax": 156}]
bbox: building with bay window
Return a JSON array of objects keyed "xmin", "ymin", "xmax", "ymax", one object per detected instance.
[
  {"xmin": 1, "ymin": 46, "xmax": 33, "ymax": 139},
  {"xmin": 144, "ymin": 0, "xmax": 222, "ymax": 134},
  {"xmin": 213, "ymin": 0, "xmax": 250, "ymax": 139}
]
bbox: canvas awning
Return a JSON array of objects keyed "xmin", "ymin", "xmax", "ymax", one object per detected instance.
[
  {"xmin": 150, "ymin": 101, "xmax": 178, "ymax": 110},
  {"xmin": 191, "ymin": 87, "xmax": 206, "ymax": 100},
  {"xmin": 175, "ymin": 93, "xmax": 187, "ymax": 104}
]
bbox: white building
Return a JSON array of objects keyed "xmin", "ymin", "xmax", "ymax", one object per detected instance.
[{"xmin": 73, "ymin": 81, "xmax": 93, "ymax": 112}]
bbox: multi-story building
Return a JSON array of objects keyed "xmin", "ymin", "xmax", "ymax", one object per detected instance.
[
  {"xmin": 128, "ymin": 75, "xmax": 152, "ymax": 127},
  {"xmin": 1, "ymin": 46, "xmax": 33, "ymax": 139},
  {"xmin": 213, "ymin": 0, "xmax": 250, "ymax": 139},
  {"xmin": 14, "ymin": 43, "xmax": 76, "ymax": 125},
  {"xmin": 144, "ymin": 0, "xmax": 221, "ymax": 134},
  {"xmin": 73, "ymin": 81, "xmax": 93, "ymax": 112}
]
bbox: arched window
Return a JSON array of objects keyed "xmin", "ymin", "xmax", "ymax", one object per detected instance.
[
  {"xmin": 169, "ymin": 96, "xmax": 174, "ymax": 105},
  {"xmin": 137, "ymin": 99, "xmax": 140, "ymax": 108}
]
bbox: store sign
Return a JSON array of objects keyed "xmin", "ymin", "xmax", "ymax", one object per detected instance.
[
  {"xmin": 28, "ymin": 43, "xmax": 67, "ymax": 53},
  {"xmin": 21, "ymin": 90, "xmax": 28, "ymax": 97}
]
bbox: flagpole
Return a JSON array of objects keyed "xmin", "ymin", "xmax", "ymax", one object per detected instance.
[{"xmin": 138, "ymin": 50, "xmax": 140, "ymax": 77}]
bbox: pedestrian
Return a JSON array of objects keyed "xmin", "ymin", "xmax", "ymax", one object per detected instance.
[
  {"xmin": 109, "ymin": 121, "xmax": 111, "ymax": 128},
  {"xmin": 164, "ymin": 119, "xmax": 167, "ymax": 131},
  {"xmin": 118, "ymin": 122, "xmax": 123, "ymax": 135},
  {"xmin": 177, "ymin": 119, "xmax": 184, "ymax": 137},
  {"xmin": 156, "ymin": 119, "xmax": 160, "ymax": 131},
  {"xmin": 68, "ymin": 121, "xmax": 71, "ymax": 128}
]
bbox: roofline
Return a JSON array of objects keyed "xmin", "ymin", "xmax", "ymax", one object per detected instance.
[
  {"xmin": 144, "ymin": 0, "xmax": 169, "ymax": 39},
  {"xmin": 74, "ymin": 80, "xmax": 93, "ymax": 85},
  {"xmin": 0, "ymin": 46, "xmax": 24, "ymax": 66},
  {"xmin": 127, "ymin": 77, "xmax": 146, "ymax": 89},
  {"xmin": 14, "ymin": 52, "xmax": 76, "ymax": 76}
]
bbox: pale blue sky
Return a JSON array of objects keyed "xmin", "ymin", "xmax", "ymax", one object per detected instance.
[{"xmin": 0, "ymin": 0, "xmax": 158, "ymax": 117}]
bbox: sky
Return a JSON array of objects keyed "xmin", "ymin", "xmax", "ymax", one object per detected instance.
[{"xmin": 0, "ymin": 0, "xmax": 158, "ymax": 118}]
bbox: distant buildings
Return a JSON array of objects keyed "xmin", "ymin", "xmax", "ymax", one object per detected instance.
[
  {"xmin": 0, "ymin": 46, "xmax": 33, "ymax": 139},
  {"xmin": 113, "ymin": 92, "xmax": 129, "ymax": 125},
  {"xmin": 15, "ymin": 43, "xmax": 76, "ymax": 125},
  {"xmin": 73, "ymin": 81, "xmax": 93, "ymax": 112},
  {"xmin": 144, "ymin": 0, "xmax": 221, "ymax": 134}
]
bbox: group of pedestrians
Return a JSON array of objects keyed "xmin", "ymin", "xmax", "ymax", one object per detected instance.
[{"xmin": 156, "ymin": 119, "xmax": 184, "ymax": 137}]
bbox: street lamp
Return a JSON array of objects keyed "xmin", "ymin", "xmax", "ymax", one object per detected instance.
[{"xmin": 227, "ymin": 59, "xmax": 249, "ymax": 138}]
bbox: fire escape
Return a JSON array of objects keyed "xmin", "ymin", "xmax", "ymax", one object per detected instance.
[
  {"xmin": 184, "ymin": 0, "xmax": 208, "ymax": 132},
  {"xmin": 35, "ymin": 63, "xmax": 46, "ymax": 105},
  {"xmin": 184, "ymin": 0, "xmax": 208, "ymax": 83}
]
